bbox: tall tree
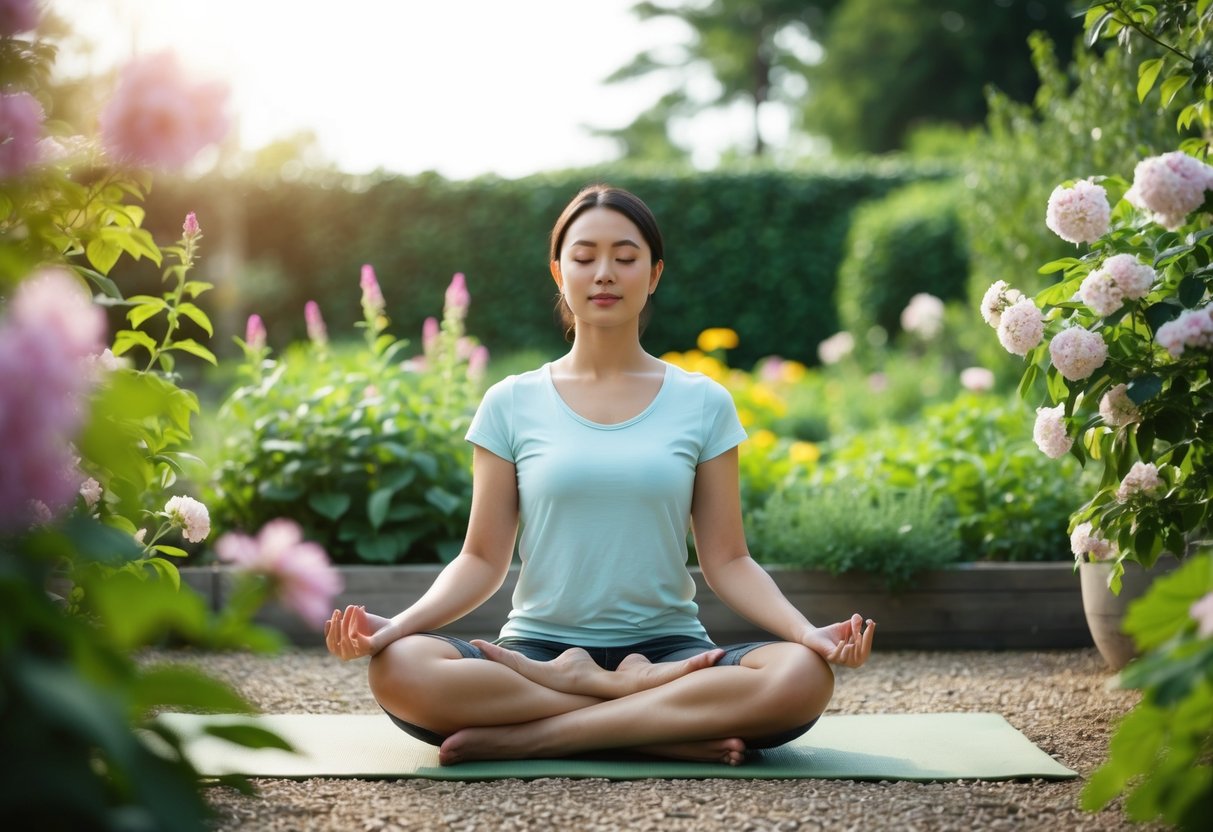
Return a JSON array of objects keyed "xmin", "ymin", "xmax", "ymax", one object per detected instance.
[
  {"xmin": 803, "ymin": 0, "xmax": 1083, "ymax": 154},
  {"xmin": 597, "ymin": 0, "xmax": 840, "ymax": 161}
]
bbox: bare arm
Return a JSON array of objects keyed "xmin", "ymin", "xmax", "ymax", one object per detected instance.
[
  {"xmin": 326, "ymin": 445, "xmax": 519, "ymax": 658},
  {"xmin": 690, "ymin": 448, "xmax": 874, "ymax": 667}
]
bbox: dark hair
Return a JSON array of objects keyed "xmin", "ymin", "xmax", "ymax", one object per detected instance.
[{"xmin": 549, "ymin": 184, "xmax": 664, "ymax": 340}]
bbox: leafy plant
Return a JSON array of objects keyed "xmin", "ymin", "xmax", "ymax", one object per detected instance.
[
  {"xmin": 1081, "ymin": 551, "xmax": 1213, "ymax": 828},
  {"xmin": 208, "ymin": 272, "xmax": 485, "ymax": 564},
  {"xmin": 748, "ymin": 482, "xmax": 961, "ymax": 589}
]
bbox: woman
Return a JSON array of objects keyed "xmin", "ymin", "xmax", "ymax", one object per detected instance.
[{"xmin": 325, "ymin": 185, "xmax": 875, "ymax": 766}]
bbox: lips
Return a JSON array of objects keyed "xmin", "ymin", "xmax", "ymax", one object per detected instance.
[{"xmin": 591, "ymin": 293, "xmax": 621, "ymax": 300}]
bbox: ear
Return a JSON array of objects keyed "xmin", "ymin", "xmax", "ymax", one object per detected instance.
[
  {"xmin": 649, "ymin": 259, "xmax": 664, "ymax": 294},
  {"xmin": 550, "ymin": 259, "xmax": 563, "ymax": 290}
]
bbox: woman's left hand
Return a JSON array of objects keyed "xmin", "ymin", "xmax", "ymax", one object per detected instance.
[{"xmin": 802, "ymin": 614, "xmax": 876, "ymax": 668}]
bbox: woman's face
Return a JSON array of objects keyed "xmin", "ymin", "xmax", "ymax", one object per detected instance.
[{"xmin": 551, "ymin": 206, "xmax": 663, "ymax": 332}]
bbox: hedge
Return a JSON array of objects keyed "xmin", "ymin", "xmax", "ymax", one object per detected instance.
[{"xmin": 135, "ymin": 163, "xmax": 946, "ymax": 367}]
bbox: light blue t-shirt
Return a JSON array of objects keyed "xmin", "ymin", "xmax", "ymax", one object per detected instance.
[{"xmin": 464, "ymin": 361, "xmax": 747, "ymax": 646}]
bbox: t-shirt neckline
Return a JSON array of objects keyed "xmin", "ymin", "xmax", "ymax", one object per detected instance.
[{"xmin": 544, "ymin": 362, "xmax": 670, "ymax": 430}]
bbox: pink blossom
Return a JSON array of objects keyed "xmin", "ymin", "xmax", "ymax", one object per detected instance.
[
  {"xmin": 182, "ymin": 212, "xmax": 200, "ymax": 239},
  {"xmin": 1078, "ymin": 271, "xmax": 1124, "ymax": 317},
  {"xmin": 1099, "ymin": 383, "xmax": 1140, "ymax": 427},
  {"xmin": 980, "ymin": 280, "xmax": 1024, "ymax": 328},
  {"xmin": 360, "ymin": 264, "xmax": 385, "ymax": 316},
  {"xmin": 1032, "ymin": 404, "xmax": 1072, "ymax": 459},
  {"xmin": 996, "ymin": 298, "xmax": 1044, "ymax": 357},
  {"xmin": 245, "ymin": 314, "xmax": 266, "ymax": 350},
  {"xmin": 0, "ymin": 270, "xmax": 105, "ymax": 530},
  {"xmin": 1191, "ymin": 592, "xmax": 1213, "ymax": 639},
  {"xmin": 1045, "ymin": 179, "xmax": 1110, "ymax": 244},
  {"xmin": 99, "ymin": 51, "xmax": 229, "ymax": 169},
  {"xmin": 0, "ymin": 91, "xmax": 45, "ymax": 178},
  {"xmin": 134, "ymin": 528, "xmax": 147, "ymax": 544},
  {"xmin": 817, "ymin": 331, "xmax": 854, "ymax": 365},
  {"xmin": 1116, "ymin": 461, "xmax": 1164, "ymax": 503},
  {"xmin": 1125, "ymin": 152, "xmax": 1213, "ymax": 230},
  {"xmin": 422, "ymin": 316, "xmax": 440, "ymax": 356},
  {"xmin": 468, "ymin": 345, "xmax": 489, "ymax": 381},
  {"xmin": 455, "ymin": 336, "xmax": 477, "ymax": 361},
  {"xmin": 759, "ymin": 357, "xmax": 785, "ymax": 384},
  {"xmin": 0, "ymin": 0, "xmax": 40, "ymax": 35},
  {"xmin": 1049, "ymin": 326, "xmax": 1107, "ymax": 381},
  {"xmin": 867, "ymin": 372, "xmax": 888, "ymax": 393},
  {"xmin": 215, "ymin": 518, "xmax": 343, "ymax": 628},
  {"xmin": 304, "ymin": 301, "xmax": 327, "ymax": 346},
  {"xmin": 959, "ymin": 366, "xmax": 995, "ymax": 392},
  {"xmin": 444, "ymin": 272, "xmax": 470, "ymax": 317},
  {"xmin": 164, "ymin": 495, "xmax": 210, "ymax": 542},
  {"xmin": 1156, "ymin": 305, "xmax": 1213, "ymax": 357},
  {"xmin": 899, "ymin": 293, "xmax": 945, "ymax": 339},
  {"xmin": 1070, "ymin": 522, "xmax": 1115, "ymax": 562},
  {"xmin": 1101, "ymin": 254, "xmax": 1155, "ymax": 301},
  {"xmin": 79, "ymin": 477, "xmax": 102, "ymax": 510}
]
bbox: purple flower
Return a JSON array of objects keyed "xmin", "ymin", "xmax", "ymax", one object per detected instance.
[
  {"xmin": 0, "ymin": 91, "xmax": 45, "ymax": 178},
  {"xmin": 215, "ymin": 519, "xmax": 344, "ymax": 628},
  {"xmin": 182, "ymin": 211, "xmax": 200, "ymax": 239},
  {"xmin": 0, "ymin": 0, "xmax": 38, "ymax": 36},
  {"xmin": 444, "ymin": 272, "xmax": 470, "ymax": 318},
  {"xmin": 422, "ymin": 316, "xmax": 439, "ymax": 356},
  {"xmin": 304, "ymin": 301, "xmax": 327, "ymax": 346},
  {"xmin": 245, "ymin": 314, "xmax": 266, "ymax": 350},
  {"xmin": 360, "ymin": 264, "xmax": 385, "ymax": 316},
  {"xmin": 99, "ymin": 51, "xmax": 229, "ymax": 169}
]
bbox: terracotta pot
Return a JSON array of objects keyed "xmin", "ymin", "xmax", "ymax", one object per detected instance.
[{"xmin": 1079, "ymin": 557, "xmax": 1178, "ymax": 670}]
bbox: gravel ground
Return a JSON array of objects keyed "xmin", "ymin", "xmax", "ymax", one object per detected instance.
[{"xmin": 159, "ymin": 647, "xmax": 1158, "ymax": 832}]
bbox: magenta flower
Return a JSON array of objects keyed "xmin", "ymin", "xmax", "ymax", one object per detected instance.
[
  {"xmin": 304, "ymin": 300, "xmax": 327, "ymax": 346},
  {"xmin": 468, "ymin": 345, "xmax": 489, "ymax": 380},
  {"xmin": 0, "ymin": 91, "xmax": 45, "ymax": 178},
  {"xmin": 422, "ymin": 316, "xmax": 440, "ymax": 356},
  {"xmin": 444, "ymin": 272, "xmax": 470, "ymax": 318},
  {"xmin": 0, "ymin": 0, "xmax": 38, "ymax": 36},
  {"xmin": 0, "ymin": 270, "xmax": 105, "ymax": 530},
  {"xmin": 99, "ymin": 51, "xmax": 229, "ymax": 170},
  {"xmin": 360, "ymin": 264, "xmax": 385, "ymax": 316},
  {"xmin": 245, "ymin": 314, "xmax": 266, "ymax": 350},
  {"xmin": 182, "ymin": 211, "xmax": 200, "ymax": 239},
  {"xmin": 215, "ymin": 519, "xmax": 344, "ymax": 628}
]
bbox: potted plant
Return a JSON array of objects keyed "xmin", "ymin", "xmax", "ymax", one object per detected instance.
[{"xmin": 979, "ymin": 0, "xmax": 1211, "ymax": 669}]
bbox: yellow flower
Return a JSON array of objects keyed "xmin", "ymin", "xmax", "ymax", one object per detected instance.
[
  {"xmin": 694, "ymin": 355, "xmax": 726, "ymax": 381},
  {"xmin": 780, "ymin": 360, "xmax": 808, "ymax": 384},
  {"xmin": 737, "ymin": 407, "xmax": 756, "ymax": 428},
  {"xmin": 748, "ymin": 428, "xmax": 777, "ymax": 450},
  {"xmin": 697, "ymin": 327, "xmax": 739, "ymax": 352},
  {"xmin": 789, "ymin": 441, "xmax": 821, "ymax": 465}
]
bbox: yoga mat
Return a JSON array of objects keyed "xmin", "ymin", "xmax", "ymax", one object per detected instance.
[{"xmin": 157, "ymin": 712, "xmax": 1076, "ymax": 782}]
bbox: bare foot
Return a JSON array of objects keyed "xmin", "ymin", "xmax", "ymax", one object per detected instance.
[
  {"xmin": 471, "ymin": 641, "xmax": 724, "ymax": 700},
  {"xmin": 438, "ymin": 726, "xmax": 747, "ymax": 766}
]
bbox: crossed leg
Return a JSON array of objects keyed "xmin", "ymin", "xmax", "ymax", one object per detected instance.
[{"xmin": 367, "ymin": 635, "xmax": 834, "ymax": 766}]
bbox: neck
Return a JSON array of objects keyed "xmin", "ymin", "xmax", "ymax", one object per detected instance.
[{"xmin": 559, "ymin": 325, "xmax": 655, "ymax": 377}]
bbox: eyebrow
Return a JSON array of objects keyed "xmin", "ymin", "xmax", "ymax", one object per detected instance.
[{"xmin": 569, "ymin": 239, "xmax": 641, "ymax": 249}]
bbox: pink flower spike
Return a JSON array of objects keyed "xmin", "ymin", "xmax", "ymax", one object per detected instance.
[
  {"xmin": 445, "ymin": 272, "xmax": 470, "ymax": 317},
  {"xmin": 468, "ymin": 345, "xmax": 489, "ymax": 380},
  {"xmin": 304, "ymin": 301, "xmax": 327, "ymax": 346},
  {"xmin": 182, "ymin": 212, "xmax": 200, "ymax": 239},
  {"xmin": 360, "ymin": 264, "xmax": 385, "ymax": 314},
  {"xmin": 245, "ymin": 314, "xmax": 266, "ymax": 350},
  {"xmin": 422, "ymin": 316, "xmax": 440, "ymax": 355}
]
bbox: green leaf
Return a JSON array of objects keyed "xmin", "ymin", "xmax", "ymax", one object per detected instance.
[
  {"xmin": 1177, "ymin": 274, "xmax": 1206, "ymax": 308},
  {"xmin": 168, "ymin": 339, "xmax": 218, "ymax": 365},
  {"xmin": 1143, "ymin": 301, "xmax": 1182, "ymax": 334},
  {"xmin": 112, "ymin": 329, "xmax": 158, "ymax": 358},
  {"xmin": 367, "ymin": 488, "xmax": 394, "ymax": 530},
  {"xmin": 183, "ymin": 280, "xmax": 214, "ymax": 298},
  {"xmin": 177, "ymin": 302, "xmax": 214, "ymax": 337},
  {"xmin": 137, "ymin": 667, "xmax": 255, "ymax": 716},
  {"xmin": 1038, "ymin": 257, "xmax": 1080, "ymax": 275},
  {"xmin": 78, "ymin": 267, "xmax": 123, "ymax": 300},
  {"xmin": 308, "ymin": 492, "xmax": 352, "ymax": 520},
  {"xmin": 1137, "ymin": 58, "xmax": 1164, "ymax": 102},
  {"xmin": 355, "ymin": 536, "xmax": 400, "ymax": 563},
  {"xmin": 152, "ymin": 545, "xmax": 189, "ymax": 558},
  {"xmin": 1127, "ymin": 375, "xmax": 1163, "ymax": 405},
  {"xmin": 128, "ymin": 301, "xmax": 168, "ymax": 329},
  {"xmin": 1159, "ymin": 74, "xmax": 1191, "ymax": 108},
  {"xmin": 203, "ymin": 723, "xmax": 294, "ymax": 752},
  {"xmin": 86, "ymin": 237, "xmax": 122, "ymax": 275},
  {"xmin": 1123, "ymin": 555, "xmax": 1213, "ymax": 650},
  {"xmin": 424, "ymin": 486, "xmax": 463, "ymax": 516}
]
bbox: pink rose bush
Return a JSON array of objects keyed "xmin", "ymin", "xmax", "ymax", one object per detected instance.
[
  {"xmin": 899, "ymin": 293, "xmax": 945, "ymax": 339},
  {"xmin": 816, "ymin": 331, "xmax": 855, "ymax": 365},
  {"xmin": 216, "ymin": 519, "xmax": 343, "ymax": 629},
  {"xmin": 960, "ymin": 366, "xmax": 995, "ymax": 392},
  {"xmin": 983, "ymin": 143, "xmax": 1212, "ymax": 573},
  {"xmin": 0, "ymin": 90, "xmax": 44, "ymax": 177}
]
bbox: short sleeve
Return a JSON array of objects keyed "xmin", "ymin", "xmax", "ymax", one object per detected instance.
[
  {"xmin": 465, "ymin": 376, "xmax": 516, "ymax": 462},
  {"xmin": 698, "ymin": 378, "xmax": 747, "ymax": 463}
]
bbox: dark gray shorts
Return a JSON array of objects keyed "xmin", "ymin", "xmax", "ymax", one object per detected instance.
[{"xmin": 381, "ymin": 633, "xmax": 817, "ymax": 750}]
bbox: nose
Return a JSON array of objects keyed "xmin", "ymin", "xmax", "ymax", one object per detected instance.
[{"xmin": 594, "ymin": 259, "xmax": 615, "ymax": 284}]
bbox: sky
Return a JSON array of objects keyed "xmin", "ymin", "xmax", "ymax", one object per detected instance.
[{"xmin": 50, "ymin": 0, "xmax": 783, "ymax": 180}]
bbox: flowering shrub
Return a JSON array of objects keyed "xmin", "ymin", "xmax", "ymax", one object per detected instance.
[
  {"xmin": 208, "ymin": 271, "xmax": 486, "ymax": 564},
  {"xmin": 981, "ymin": 3, "xmax": 1213, "ymax": 590}
]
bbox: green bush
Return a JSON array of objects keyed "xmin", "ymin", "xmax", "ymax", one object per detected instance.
[
  {"xmin": 819, "ymin": 392, "xmax": 1096, "ymax": 561},
  {"xmin": 748, "ymin": 483, "xmax": 961, "ymax": 589},
  {"xmin": 206, "ymin": 284, "xmax": 483, "ymax": 565},
  {"xmin": 139, "ymin": 162, "xmax": 943, "ymax": 367},
  {"xmin": 836, "ymin": 179, "xmax": 969, "ymax": 343}
]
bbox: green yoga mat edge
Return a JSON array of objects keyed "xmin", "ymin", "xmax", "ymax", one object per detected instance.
[{"xmin": 158, "ymin": 712, "xmax": 1077, "ymax": 782}]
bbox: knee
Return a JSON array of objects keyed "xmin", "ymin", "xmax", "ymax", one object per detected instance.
[
  {"xmin": 765, "ymin": 644, "xmax": 835, "ymax": 722},
  {"xmin": 367, "ymin": 636, "xmax": 442, "ymax": 714}
]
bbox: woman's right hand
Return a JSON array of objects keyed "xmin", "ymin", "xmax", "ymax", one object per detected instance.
[{"xmin": 324, "ymin": 604, "xmax": 382, "ymax": 661}]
